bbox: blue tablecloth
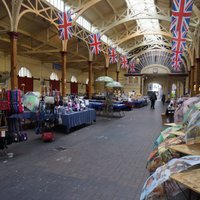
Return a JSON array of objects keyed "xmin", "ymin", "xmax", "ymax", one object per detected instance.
[
  {"xmin": 133, "ymin": 99, "xmax": 146, "ymax": 107},
  {"xmin": 61, "ymin": 109, "xmax": 96, "ymax": 132},
  {"xmin": 89, "ymin": 102, "xmax": 126, "ymax": 111},
  {"xmin": 89, "ymin": 102, "xmax": 104, "ymax": 110},
  {"xmin": 9, "ymin": 111, "xmax": 36, "ymax": 119},
  {"xmin": 113, "ymin": 104, "xmax": 126, "ymax": 111}
]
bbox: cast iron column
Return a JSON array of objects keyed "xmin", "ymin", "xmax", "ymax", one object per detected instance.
[
  {"xmin": 116, "ymin": 71, "xmax": 119, "ymax": 82},
  {"xmin": 190, "ymin": 66, "xmax": 195, "ymax": 96},
  {"xmin": 60, "ymin": 51, "xmax": 67, "ymax": 96},
  {"xmin": 88, "ymin": 61, "xmax": 92, "ymax": 99},
  {"xmin": 9, "ymin": 32, "xmax": 18, "ymax": 89},
  {"xmin": 105, "ymin": 67, "xmax": 108, "ymax": 76}
]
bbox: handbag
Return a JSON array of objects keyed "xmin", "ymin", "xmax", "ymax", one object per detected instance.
[{"xmin": 0, "ymin": 101, "xmax": 10, "ymax": 111}]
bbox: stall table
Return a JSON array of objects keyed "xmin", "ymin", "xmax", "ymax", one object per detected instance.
[
  {"xmin": 61, "ymin": 109, "xmax": 96, "ymax": 133},
  {"xmin": 169, "ymin": 144, "xmax": 200, "ymax": 156},
  {"xmin": 89, "ymin": 101, "xmax": 126, "ymax": 117},
  {"xmin": 9, "ymin": 111, "xmax": 36, "ymax": 120},
  {"xmin": 168, "ymin": 130, "xmax": 185, "ymax": 136},
  {"xmin": 170, "ymin": 168, "xmax": 200, "ymax": 199}
]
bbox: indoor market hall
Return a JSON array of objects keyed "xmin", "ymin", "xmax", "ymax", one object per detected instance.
[
  {"xmin": 0, "ymin": 102, "xmax": 165, "ymax": 200},
  {"xmin": 1, "ymin": 0, "xmax": 200, "ymax": 200}
]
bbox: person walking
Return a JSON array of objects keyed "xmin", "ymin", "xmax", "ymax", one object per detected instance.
[
  {"xmin": 150, "ymin": 92, "xmax": 157, "ymax": 109},
  {"xmin": 161, "ymin": 94, "xmax": 166, "ymax": 105}
]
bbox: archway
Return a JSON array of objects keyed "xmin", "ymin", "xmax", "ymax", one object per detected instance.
[
  {"xmin": 18, "ymin": 67, "xmax": 33, "ymax": 93},
  {"xmin": 171, "ymin": 83, "xmax": 177, "ymax": 98},
  {"xmin": 70, "ymin": 75, "xmax": 78, "ymax": 95},
  {"xmin": 50, "ymin": 72, "xmax": 60, "ymax": 91},
  {"xmin": 147, "ymin": 82, "xmax": 162, "ymax": 100}
]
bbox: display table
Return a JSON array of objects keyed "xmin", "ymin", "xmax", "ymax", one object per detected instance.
[
  {"xmin": 168, "ymin": 130, "xmax": 185, "ymax": 136},
  {"xmin": 169, "ymin": 144, "xmax": 200, "ymax": 156},
  {"xmin": 133, "ymin": 99, "xmax": 146, "ymax": 108},
  {"xmin": 9, "ymin": 111, "xmax": 36, "ymax": 120},
  {"xmin": 164, "ymin": 123, "xmax": 180, "ymax": 126},
  {"xmin": 61, "ymin": 109, "xmax": 96, "ymax": 133},
  {"xmin": 89, "ymin": 101, "xmax": 126, "ymax": 117},
  {"xmin": 170, "ymin": 168, "xmax": 200, "ymax": 195}
]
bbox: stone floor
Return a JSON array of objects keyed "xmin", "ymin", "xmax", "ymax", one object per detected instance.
[{"xmin": 0, "ymin": 101, "xmax": 194, "ymax": 200}]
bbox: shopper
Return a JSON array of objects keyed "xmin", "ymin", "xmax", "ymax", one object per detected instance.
[
  {"xmin": 150, "ymin": 92, "xmax": 157, "ymax": 109},
  {"xmin": 161, "ymin": 94, "xmax": 166, "ymax": 105}
]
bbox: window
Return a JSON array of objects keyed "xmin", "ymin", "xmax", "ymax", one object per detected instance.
[
  {"xmin": 50, "ymin": 72, "xmax": 59, "ymax": 80},
  {"xmin": 86, "ymin": 78, "xmax": 89, "ymax": 84},
  {"xmin": 18, "ymin": 67, "xmax": 32, "ymax": 77},
  {"xmin": 71, "ymin": 76, "xmax": 77, "ymax": 83}
]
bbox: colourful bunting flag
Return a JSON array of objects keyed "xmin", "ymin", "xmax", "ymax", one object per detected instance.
[
  {"xmin": 120, "ymin": 56, "xmax": 128, "ymax": 69},
  {"xmin": 108, "ymin": 48, "xmax": 118, "ymax": 63},
  {"xmin": 171, "ymin": 0, "xmax": 194, "ymax": 32},
  {"xmin": 129, "ymin": 62, "xmax": 135, "ymax": 73},
  {"xmin": 58, "ymin": 11, "xmax": 72, "ymax": 40},
  {"xmin": 89, "ymin": 33, "xmax": 101, "ymax": 55}
]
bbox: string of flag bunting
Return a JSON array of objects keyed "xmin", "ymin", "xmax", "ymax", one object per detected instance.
[
  {"xmin": 58, "ymin": 11, "xmax": 73, "ymax": 40},
  {"xmin": 56, "ymin": 9, "xmax": 136, "ymax": 73},
  {"xmin": 170, "ymin": 0, "xmax": 194, "ymax": 71}
]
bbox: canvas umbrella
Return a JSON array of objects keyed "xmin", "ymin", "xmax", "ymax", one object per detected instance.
[
  {"xmin": 140, "ymin": 156, "xmax": 200, "ymax": 200},
  {"xmin": 95, "ymin": 76, "xmax": 113, "ymax": 82},
  {"xmin": 22, "ymin": 93, "xmax": 40, "ymax": 112},
  {"xmin": 106, "ymin": 81, "xmax": 123, "ymax": 88}
]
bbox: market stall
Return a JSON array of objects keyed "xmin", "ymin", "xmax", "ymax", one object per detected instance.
[{"xmin": 141, "ymin": 96, "xmax": 200, "ymax": 200}]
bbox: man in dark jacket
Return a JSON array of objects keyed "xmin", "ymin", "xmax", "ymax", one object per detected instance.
[{"xmin": 150, "ymin": 92, "xmax": 157, "ymax": 109}]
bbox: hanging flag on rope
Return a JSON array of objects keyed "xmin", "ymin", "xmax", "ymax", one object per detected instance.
[
  {"xmin": 171, "ymin": 52, "xmax": 182, "ymax": 71},
  {"xmin": 172, "ymin": 31, "xmax": 187, "ymax": 52},
  {"xmin": 57, "ymin": 11, "xmax": 73, "ymax": 40},
  {"xmin": 129, "ymin": 61, "xmax": 135, "ymax": 73},
  {"xmin": 172, "ymin": 61, "xmax": 181, "ymax": 71},
  {"xmin": 89, "ymin": 33, "xmax": 101, "ymax": 55},
  {"xmin": 170, "ymin": 0, "xmax": 194, "ymax": 32},
  {"xmin": 120, "ymin": 55, "xmax": 128, "ymax": 69},
  {"xmin": 108, "ymin": 48, "xmax": 118, "ymax": 63}
]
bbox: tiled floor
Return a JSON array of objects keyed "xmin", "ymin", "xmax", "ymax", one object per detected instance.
[{"xmin": 0, "ymin": 102, "xmax": 167, "ymax": 200}]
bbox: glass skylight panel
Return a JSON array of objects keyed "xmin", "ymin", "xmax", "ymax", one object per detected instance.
[
  {"xmin": 126, "ymin": 0, "xmax": 162, "ymax": 41},
  {"xmin": 101, "ymin": 35, "xmax": 108, "ymax": 43}
]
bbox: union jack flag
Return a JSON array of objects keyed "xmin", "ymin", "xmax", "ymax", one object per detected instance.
[
  {"xmin": 171, "ymin": 51, "xmax": 182, "ymax": 71},
  {"xmin": 170, "ymin": 0, "xmax": 194, "ymax": 32},
  {"xmin": 89, "ymin": 33, "xmax": 101, "ymax": 55},
  {"xmin": 172, "ymin": 60, "xmax": 181, "ymax": 71},
  {"xmin": 108, "ymin": 48, "xmax": 118, "ymax": 63},
  {"xmin": 129, "ymin": 62, "xmax": 135, "ymax": 73},
  {"xmin": 58, "ymin": 11, "xmax": 72, "ymax": 40},
  {"xmin": 172, "ymin": 31, "xmax": 187, "ymax": 52},
  {"xmin": 120, "ymin": 56, "xmax": 128, "ymax": 69},
  {"xmin": 172, "ymin": 51, "xmax": 182, "ymax": 61}
]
